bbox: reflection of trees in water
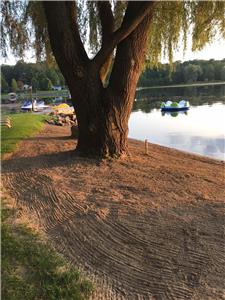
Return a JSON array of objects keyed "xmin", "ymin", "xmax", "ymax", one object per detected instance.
[
  {"xmin": 133, "ymin": 99, "xmax": 161, "ymax": 112},
  {"xmin": 161, "ymin": 111, "xmax": 188, "ymax": 117},
  {"xmin": 133, "ymin": 85, "xmax": 225, "ymax": 112}
]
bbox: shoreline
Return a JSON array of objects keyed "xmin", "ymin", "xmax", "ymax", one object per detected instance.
[
  {"xmin": 129, "ymin": 137, "xmax": 225, "ymax": 162},
  {"xmin": 2, "ymin": 123, "xmax": 224, "ymax": 165},
  {"xmin": 137, "ymin": 81, "xmax": 225, "ymax": 90},
  {"xmin": 1, "ymin": 103, "xmax": 224, "ymax": 161}
]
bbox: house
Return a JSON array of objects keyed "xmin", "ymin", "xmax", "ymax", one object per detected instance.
[
  {"xmin": 52, "ymin": 85, "xmax": 62, "ymax": 91},
  {"xmin": 24, "ymin": 84, "xmax": 32, "ymax": 90}
]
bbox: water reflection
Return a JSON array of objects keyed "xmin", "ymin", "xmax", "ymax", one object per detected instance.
[
  {"xmin": 134, "ymin": 85, "xmax": 225, "ymax": 113},
  {"xmin": 129, "ymin": 85, "xmax": 225, "ymax": 160},
  {"xmin": 167, "ymin": 134, "xmax": 224, "ymax": 159},
  {"xmin": 161, "ymin": 111, "xmax": 188, "ymax": 118},
  {"xmin": 136, "ymin": 84, "xmax": 225, "ymax": 101},
  {"xmin": 129, "ymin": 106, "xmax": 225, "ymax": 160}
]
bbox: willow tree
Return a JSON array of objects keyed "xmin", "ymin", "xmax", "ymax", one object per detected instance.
[{"xmin": 2, "ymin": 1, "xmax": 225, "ymax": 157}]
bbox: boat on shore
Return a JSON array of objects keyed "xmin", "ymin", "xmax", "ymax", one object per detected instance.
[
  {"xmin": 21, "ymin": 99, "xmax": 50, "ymax": 111},
  {"xmin": 52, "ymin": 103, "xmax": 74, "ymax": 114}
]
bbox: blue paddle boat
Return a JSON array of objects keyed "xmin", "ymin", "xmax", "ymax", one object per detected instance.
[{"xmin": 161, "ymin": 100, "xmax": 190, "ymax": 112}]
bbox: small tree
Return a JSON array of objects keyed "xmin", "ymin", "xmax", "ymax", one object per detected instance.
[
  {"xmin": 47, "ymin": 78, "xmax": 53, "ymax": 90},
  {"xmin": 221, "ymin": 66, "xmax": 225, "ymax": 81},
  {"xmin": 1, "ymin": 74, "xmax": 9, "ymax": 93},
  {"xmin": 17, "ymin": 80, "xmax": 24, "ymax": 91},
  {"xmin": 46, "ymin": 69, "xmax": 59, "ymax": 86},
  {"xmin": 11, "ymin": 78, "xmax": 18, "ymax": 92},
  {"xmin": 38, "ymin": 76, "xmax": 48, "ymax": 90},
  {"xmin": 203, "ymin": 64, "xmax": 215, "ymax": 82},
  {"xmin": 184, "ymin": 64, "xmax": 203, "ymax": 83},
  {"xmin": 31, "ymin": 77, "xmax": 39, "ymax": 91}
]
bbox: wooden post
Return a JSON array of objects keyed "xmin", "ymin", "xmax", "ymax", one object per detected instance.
[
  {"xmin": 30, "ymin": 86, "xmax": 34, "ymax": 111},
  {"xmin": 145, "ymin": 139, "xmax": 148, "ymax": 155}
]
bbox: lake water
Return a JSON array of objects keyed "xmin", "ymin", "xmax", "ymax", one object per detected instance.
[{"xmin": 129, "ymin": 85, "xmax": 225, "ymax": 160}]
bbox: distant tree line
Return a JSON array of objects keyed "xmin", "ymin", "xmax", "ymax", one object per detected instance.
[
  {"xmin": 2, "ymin": 59, "xmax": 225, "ymax": 93},
  {"xmin": 138, "ymin": 59, "xmax": 225, "ymax": 87},
  {"xmin": 1, "ymin": 60, "xmax": 66, "ymax": 93}
]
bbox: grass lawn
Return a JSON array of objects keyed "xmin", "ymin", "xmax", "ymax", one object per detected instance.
[
  {"xmin": 1, "ymin": 113, "xmax": 47, "ymax": 155},
  {"xmin": 1, "ymin": 114, "xmax": 93, "ymax": 299},
  {"xmin": 1, "ymin": 201, "xmax": 92, "ymax": 300}
]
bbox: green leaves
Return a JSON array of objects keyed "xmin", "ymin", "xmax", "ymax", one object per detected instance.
[
  {"xmin": 1, "ymin": 0, "xmax": 224, "ymax": 66},
  {"xmin": 1, "ymin": 0, "xmax": 30, "ymax": 58},
  {"xmin": 147, "ymin": 1, "xmax": 225, "ymax": 68},
  {"xmin": 192, "ymin": 1, "xmax": 225, "ymax": 51}
]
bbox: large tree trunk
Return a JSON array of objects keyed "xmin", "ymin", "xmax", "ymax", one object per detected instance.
[{"xmin": 43, "ymin": 1, "xmax": 154, "ymax": 158}]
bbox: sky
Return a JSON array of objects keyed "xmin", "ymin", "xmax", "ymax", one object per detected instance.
[
  {"xmin": 162, "ymin": 37, "xmax": 225, "ymax": 63},
  {"xmin": 2, "ymin": 36, "xmax": 225, "ymax": 65}
]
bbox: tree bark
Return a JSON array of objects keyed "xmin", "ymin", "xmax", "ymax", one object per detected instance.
[
  {"xmin": 97, "ymin": 1, "xmax": 114, "ymax": 85},
  {"xmin": 43, "ymin": 1, "xmax": 155, "ymax": 158},
  {"xmin": 74, "ymin": 12, "xmax": 153, "ymax": 157},
  {"xmin": 102, "ymin": 8, "xmax": 153, "ymax": 157}
]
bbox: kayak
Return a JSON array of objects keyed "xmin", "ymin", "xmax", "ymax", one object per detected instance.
[{"xmin": 161, "ymin": 100, "xmax": 189, "ymax": 111}]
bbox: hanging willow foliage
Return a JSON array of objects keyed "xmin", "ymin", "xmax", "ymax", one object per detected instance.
[
  {"xmin": 25, "ymin": 1, "xmax": 51, "ymax": 61},
  {"xmin": 1, "ymin": 0, "xmax": 29, "ymax": 58},
  {"xmin": 1, "ymin": 0, "xmax": 225, "ymax": 66},
  {"xmin": 147, "ymin": 1, "xmax": 225, "ymax": 67}
]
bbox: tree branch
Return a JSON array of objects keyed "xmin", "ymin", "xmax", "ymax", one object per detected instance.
[
  {"xmin": 97, "ymin": 1, "xmax": 115, "ymax": 84},
  {"xmin": 64, "ymin": 1, "xmax": 89, "ymax": 63},
  {"xmin": 43, "ymin": 1, "xmax": 89, "ymax": 71},
  {"xmin": 97, "ymin": 1, "xmax": 114, "ymax": 44},
  {"xmin": 93, "ymin": 1, "xmax": 156, "ymax": 68}
]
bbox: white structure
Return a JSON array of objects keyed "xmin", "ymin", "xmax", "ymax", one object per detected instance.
[
  {"xmin": 52, "ymin": 85, "xmax": 62, "ymax": 91},
  {"xmin": 23, "ymin": 84, "xmax": 32, "ymax": 90},
  {"xmin": 8, "ymin": 93, "xmax": 17, "ymax": 102}
]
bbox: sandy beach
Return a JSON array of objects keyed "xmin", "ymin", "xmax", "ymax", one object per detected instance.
[{"xmin": 2, "ymin": 124, "xmax": 225, "ymax": 299}]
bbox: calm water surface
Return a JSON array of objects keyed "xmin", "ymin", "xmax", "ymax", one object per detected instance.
[{"xmin": 129, "ymin": 85, "xmax": 225, "ymax": 160}]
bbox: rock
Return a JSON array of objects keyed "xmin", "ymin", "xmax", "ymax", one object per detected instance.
[
  {"xmin": 71, "ymin": 124, "xmax": 79, "ymax": 138},
  {"xmin": 56, "ymin": 121, "xmax": 63, "ymax": 126},
  {"xmin": 46, "ymin": 119, "xmax": 55, "ymax": 125},
  {"xmin": 50, "ymin": 110, "xmax": 58, "ymax": 115},
  {"xmin": 64, "ymin": 116, "xmax": 71, "ymax": 124}
]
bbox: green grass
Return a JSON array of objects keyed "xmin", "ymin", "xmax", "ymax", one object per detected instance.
[
  {"xmin": 1, "ymin": 113, "xmax": 93, "ymax": 299},
  {"xmin": 1, "ymin": 202, "xmax": 92, "ymax": 300},
  {"xmin": 1, "ymin": 113, "xmax": 47, "ymax": 154}
]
